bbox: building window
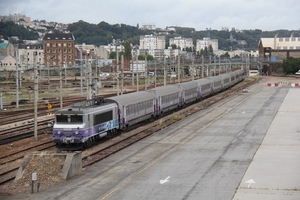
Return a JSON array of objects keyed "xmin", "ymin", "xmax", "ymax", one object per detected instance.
[
  {"xmin": 289, "ymin": 46, "xmax": 294, "ymax": 49},
  {"xmin": 58, "ymin": 43, "xmax": 61, "ymax": 47},
  {"xmin": 285, "ymin": 38, "xmax": 289, "ymax": 41},
  {"xmin": 296, "ymin": 46, "xmax": 300, "ymax": 49},
  {"xmin": 47, "ymin": 43, "xmax": 50, "ymax": 47},
  {"xmin": 279, "ymin": 38, "xmax": 283, "ymax": 41},
  {"xmin": 283, "ymin": 46, "xmax": 287, "ymax": 49},
  {"xmin": 63, "ymin": 43, "xmax": 67, "ymax": 47},
  {"xmin": 292, "ymin": 38, "xmax": 296, "ymax": 41}
]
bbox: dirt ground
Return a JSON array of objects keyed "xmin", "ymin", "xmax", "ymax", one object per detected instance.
[{"xmin": 0, "ymin": 134, "xmax": 65, "ymax": 196}]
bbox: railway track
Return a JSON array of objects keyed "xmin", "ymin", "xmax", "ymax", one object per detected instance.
[
  {"xmin": 81, "ymin": 77, "xmax": 259, "ymax": 168},
  {"xmin": 0, "ymin": 140, "xmax": 56, "ymax": 185},
  {"xmin": 0, "ymin": 77, "xmax": 259, "ymax": 187}
]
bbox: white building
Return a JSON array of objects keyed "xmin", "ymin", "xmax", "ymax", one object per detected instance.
[
  {"xmin": 140, "ymin": 24, "xmax": 156, "ymax": 30},
  {"xmin": 260, "ymin": 33, "xmax": 300, "ymax": 50},
  {"xmin": 196, "ymin": 37, "xmax": 218, "ymax": 52},
  {"xmin": 18, "ymin": 44, "xmax": 44, "ymax": 70},
  {"xmin": 169, "ymin": 37, "xmax": 193, "ymax": 50},
  {"xmin": 96, "ymin": 44, "xmax": 124, "ymax": 59},
  {"xmin": 140, "ymin": 35, "xmax": 165, "ymax": 50},
  {"xmin": 140, "ymin": 35, "xmax": 166, "ymax": 59},
  {"xmin": 0, "ymin": 55, "xmax": 17, "ymax": 71}
]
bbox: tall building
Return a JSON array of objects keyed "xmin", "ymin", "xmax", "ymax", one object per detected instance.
[
  {"xmin": 43, "ymin": 32, "xmax": 75, "ymax": 67},
  {"xmin": 196, "ymin": 37, "xmax": 218, "ymax": 52},
  {"xmin": 140, "ymin": 35, "xmax": 165, "ymax": 50},
  {"xmin": 169, "ymin": 37, "xmax": 193, "ymax": 50},
  {"xmin": 140, "ymin": 35, "xmax": 166, "ymax": 59}
]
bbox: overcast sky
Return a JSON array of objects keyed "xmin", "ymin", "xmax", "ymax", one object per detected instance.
[{"xmin": 1, "ymin": 0, "xmax": 299, "ymax": 31}]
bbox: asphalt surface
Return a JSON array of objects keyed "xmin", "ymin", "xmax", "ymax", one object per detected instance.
[{"xmin": 2, "ymin": 76, "xmax": 300, "ymax": 200}]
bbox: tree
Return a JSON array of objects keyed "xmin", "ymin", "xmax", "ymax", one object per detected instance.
[
  {"xmin": 281, "ymin": 57, "xmax": 300, "ymax": 74},
  {"xmin": 124, "ymin": 41, "xmax": 132, "ymax": 60},
  {"xmin": 208, "ymin": 45, "xmax": 214, "ymax": 56},
  {"xmin": 138, "ymin": 54, "xmax": 154, "ymax": 61},
  {"xmin": 109, "ymin": 52, "xmax": 116, "ymax": 59}
]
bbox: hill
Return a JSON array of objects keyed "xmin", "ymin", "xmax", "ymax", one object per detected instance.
[{"xmin": 2, "ymin": 20, "xmax": 300, "ymax": 51}]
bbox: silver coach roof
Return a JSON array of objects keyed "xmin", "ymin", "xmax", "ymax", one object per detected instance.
[
  {"xmin": 107, "ymin": 91, "xmax": 155, "ymax": 106},
  {"xmin": 149, "ymin": 85, "xmax": 180, "ymax": 96}
]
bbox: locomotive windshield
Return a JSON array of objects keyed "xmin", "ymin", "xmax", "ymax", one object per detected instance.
[{"xmin": 56, "ymin": 115, "xmax": 83, "ymax": 123}]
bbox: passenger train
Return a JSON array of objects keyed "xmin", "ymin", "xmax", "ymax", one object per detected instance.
[{"xmin": 52, "ymin": 69, "xmax": 245, "ymax": 147}]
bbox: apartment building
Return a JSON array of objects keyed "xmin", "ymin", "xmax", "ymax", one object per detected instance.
[
  {"xmin": 0, "ymin": 14, "xmax": 31, "ymax": 24},
  {"xmin": 18, "ymin": 43, "xmax": 44, "ymax": 69},
  {"xmin": 139, "ymin": 35, "xmax": 165, "ymax": 59},
  {"xmin": 169, "ymin": 36, "xmax": 193, "ymax": 50},
  {"xmin": 196, "ymin": 37, "xmax": 218, "ymax": 52},
  {"xmin": 140, "ymin": 35, "xmax": 165, "ymax": 50},
  {"xmin": 43, "ymin": 32, "xmax": 75, "ymax": 67}
]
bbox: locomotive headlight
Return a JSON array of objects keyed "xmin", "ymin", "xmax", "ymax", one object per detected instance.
[
  {"xmin": 75, "ymin": 131, "xmax": 79, "ymax": 135},
  {"xmin": 57, "ymin": 131, "xmax": 61, "ymax": 135}
]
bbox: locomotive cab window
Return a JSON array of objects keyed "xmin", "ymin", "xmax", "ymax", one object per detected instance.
[
  {"xmin": 56, "ymin": 115, "xmax": 68, "ymax": 122},
  {"xmin": 70, "ymin": 115, "xmax": 83, "ymax": 123},
  {"xmin": 56, "ymin": 115, "xmax": 83, "ymax": 123}
]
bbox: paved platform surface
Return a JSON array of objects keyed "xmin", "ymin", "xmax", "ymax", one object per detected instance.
[
  {"xmin": 1, "ymin": 76, "xmax": 300, "ymax": 200},
  {"xmin": 233, "ymin": 87, "xmax": 300, "ymax": 199}
]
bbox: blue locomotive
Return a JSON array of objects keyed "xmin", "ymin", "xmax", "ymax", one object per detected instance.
[{"xmin": 53, "ymin": 69, "xmax": 245, "ymax": 147}]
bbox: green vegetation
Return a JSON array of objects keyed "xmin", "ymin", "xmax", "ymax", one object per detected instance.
[
  {"xmin": 0, "ymin": 21, "xmax": 39, "ymax": 43},
  {"xmin": 278, "ymin": 57, "xmax": 300, "ymax": 74},
  {"xmin": 2, "ymin": 20, "xmax": 300, "ymax": 52},
  {"xmin": 67, "ymin": 20, "xmax": 151, "ymax": 46}
]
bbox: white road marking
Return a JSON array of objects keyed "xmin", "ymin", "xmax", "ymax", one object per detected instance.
[
  {"xmin": 245, "ymin": 179, "xmax": 255, "ymax": 188},
  {"xmin": 160, "ymin": 176, "xmax": 170, "ymax": 184}
]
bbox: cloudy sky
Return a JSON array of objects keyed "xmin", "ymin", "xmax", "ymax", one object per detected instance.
[{"xmin": 1, "ymin": 0, "xmax": 299, "ymax": 31}]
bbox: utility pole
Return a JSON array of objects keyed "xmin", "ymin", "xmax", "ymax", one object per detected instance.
[
  {"xmin": 15, "ymin": 47, "xmax": 19, "ymax": 108},
  {"xmin": 163, "ymin": 56, "xmax": 166, "ymax": 86},
  {"xmin": 116, "ymin": 45, "xmax": 119, "ymax": 95},
  {"xmin": 80, "ymin": 49, "xmax": 83, "ymax": 96},
  {"xmin": 64, "ymin": 57, "xmax": 67, "ymax": 84},
  {"xmin": 177, "ymin": 55, "xmax": 180, "ymax": 83},
  {"xmin": 136, "ymin": 50, "xmax": 139, "ymax": 91},
  {"xmin": 145, "ymin": 52, "xmax": 147, "ymax": 90},
  {"xmin": 154, "ymin": 60, "xmax": 157, "ymax": 88},
  {"xmin": 121, "ymin": 53, "xmax": 124, "ymax": 95},
  {"xmin": 192, "ymin": 54, "xmax": 194, "ymax": 80},
  {"xmin": 33, "ymin": 51, "xmax": 38, "ymax": 139},
  {"xmin": 47, "ymin": 55, "xmax": 50, "ymax": 91},
  {"xmin": 60, "ymin": 53, "xmax": 63, "ymax": 108},
  {"xmin": 86, "ymin": 53, "xmax": 92, "ymax": 100}
]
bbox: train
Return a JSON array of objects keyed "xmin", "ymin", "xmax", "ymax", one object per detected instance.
[{"xmin": 52, "ymin": 69, "xmax": 245, "ymax": 147}]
